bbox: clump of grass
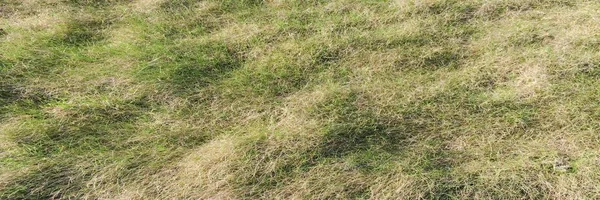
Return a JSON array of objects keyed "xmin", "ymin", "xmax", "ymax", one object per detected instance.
[{"xmin": 2, "ymin": 0, "xmax": 600, "ymax": 199}]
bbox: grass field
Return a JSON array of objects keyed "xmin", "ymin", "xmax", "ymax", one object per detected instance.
[{"xmin": 2, "ymin": 0, "xmax": 600, "ymax": 199}]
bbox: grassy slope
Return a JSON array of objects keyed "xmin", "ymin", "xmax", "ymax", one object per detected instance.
[{"xmin": 2, "ymin": 0, "xmax": 600, "ymax": 199}]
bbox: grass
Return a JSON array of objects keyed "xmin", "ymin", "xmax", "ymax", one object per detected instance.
[{"xmin": 1, "ymin": 0, "xmax": 600, "ymax": 199}]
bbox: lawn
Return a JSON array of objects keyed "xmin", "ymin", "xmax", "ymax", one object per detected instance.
[{"xmin": 2, "ymin": 0, "xmax": 600, "ymax": 199}]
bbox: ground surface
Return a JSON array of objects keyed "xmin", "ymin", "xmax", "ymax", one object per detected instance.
[{"xmin": 1, "ymin": 0, "xmax": 600, "ymax": 199}]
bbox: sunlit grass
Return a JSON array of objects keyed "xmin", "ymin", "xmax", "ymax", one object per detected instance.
[{"xmin": 2, "ymin": 0, "xmax": 600, "ymax": 199}]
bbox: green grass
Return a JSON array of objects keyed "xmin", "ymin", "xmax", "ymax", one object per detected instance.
[{"xmin": 2, "ymin": 0, "xmax": 600, "ymax": 199}]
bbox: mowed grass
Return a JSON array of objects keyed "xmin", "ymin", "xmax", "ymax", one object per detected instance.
[{"xmin": 2, "ymin": 0, "xmax": 600, "ymax": 199}]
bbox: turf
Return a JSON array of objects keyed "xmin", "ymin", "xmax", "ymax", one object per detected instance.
[{"xmin": 2, "ymin": 0, "xmax": 600, "ymax": 199}]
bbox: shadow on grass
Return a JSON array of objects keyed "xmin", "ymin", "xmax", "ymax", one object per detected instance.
[
  {"xmin": 169, "ymin": 45, "xmax": 244, "ymax": 90},
  {"xmin": 160, "ymin": 0, "xmax": 264, "ymax": 12},
  {"xmin": 67, "ymin": 0, "xmax": 131, "ymax": 8},
  {"xmin": 1, "ymin": 164, "xmax": 82, "ymax": 199},
  {"xmin": 55, "ymin": 18, "xmax": 112, "ymax": 47},
  {"xmin": 0, "ymin": 83, "xmax": 56, "ymax": 119}
]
